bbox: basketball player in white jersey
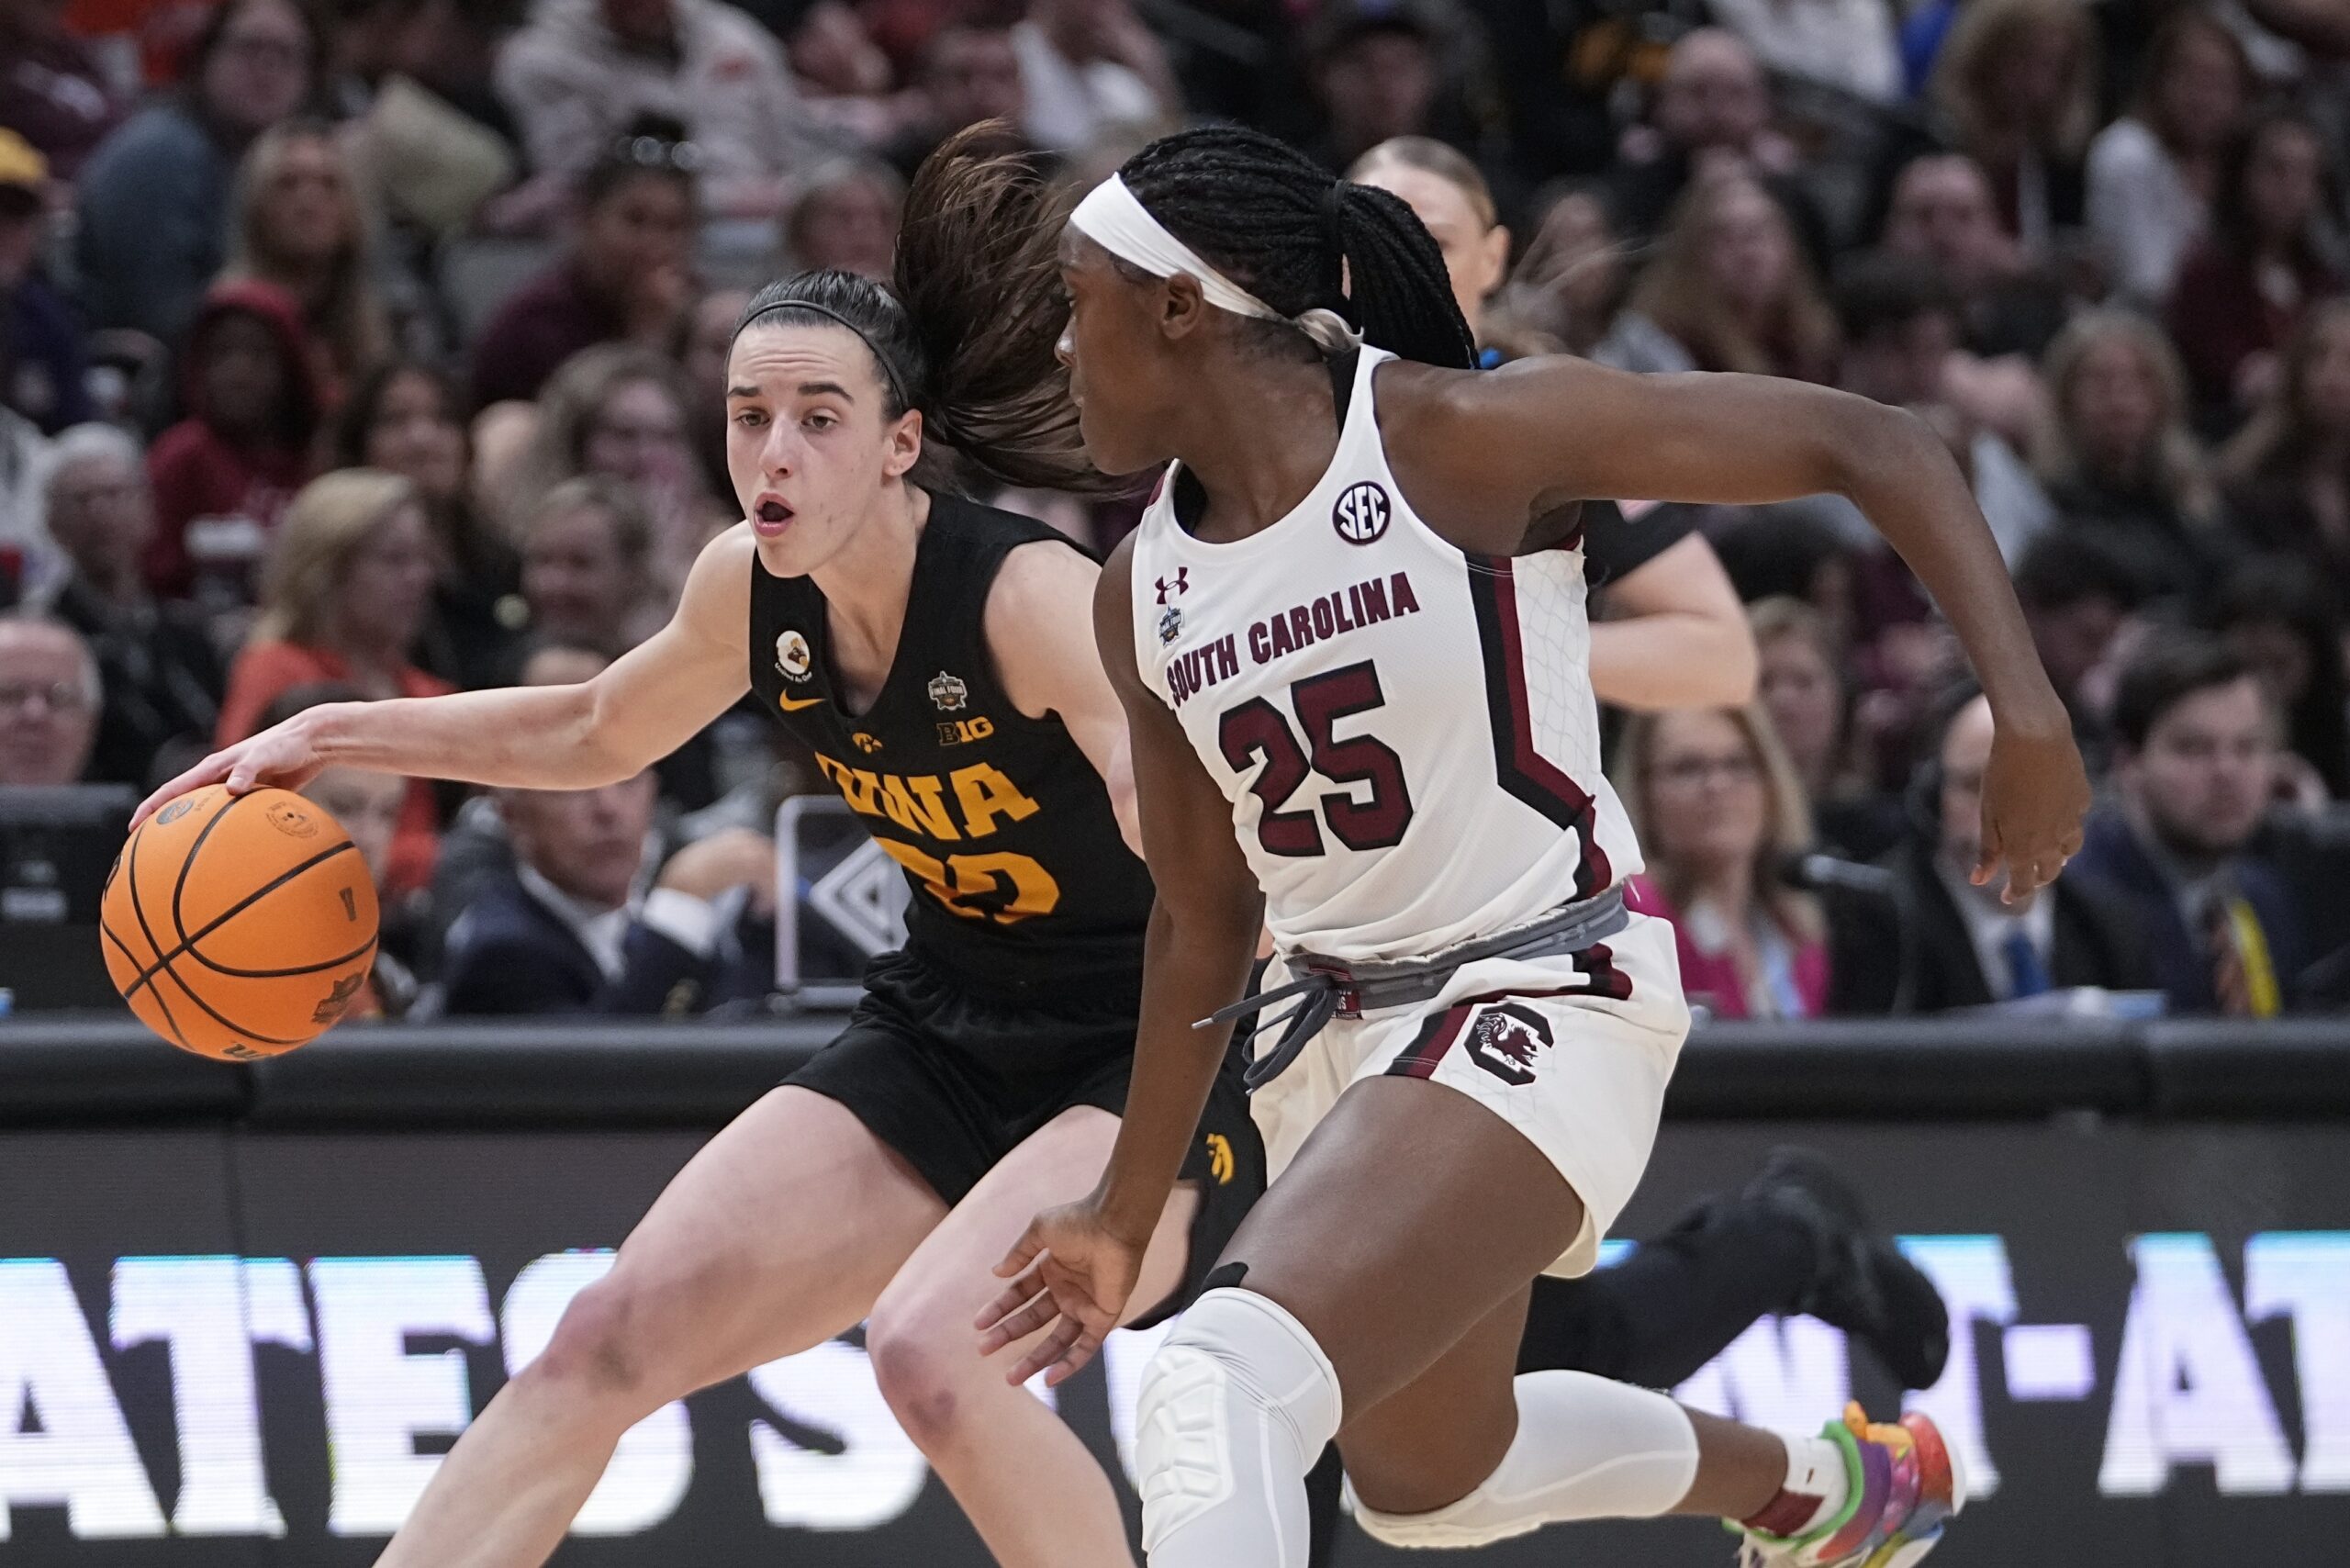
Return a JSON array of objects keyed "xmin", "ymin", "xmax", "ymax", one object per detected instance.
[{"xmin": 979, "ymin": 126, "xmax": 2090, "ymax": 1566}]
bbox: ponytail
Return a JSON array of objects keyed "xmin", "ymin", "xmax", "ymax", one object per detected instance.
[
  {"xmin": 1117, "ymin": 125, "xmax": 1475, "ymax": 371},
  {"xmin": 733, "ymin": 125, "xmax": 1103, "ymax": 495}
]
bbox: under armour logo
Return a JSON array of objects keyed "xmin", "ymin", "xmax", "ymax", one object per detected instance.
[{"xmin": 1156, "ymin": 568, "xmax": 1190, "ymax": 603}]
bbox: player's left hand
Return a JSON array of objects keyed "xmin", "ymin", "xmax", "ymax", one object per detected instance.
[
  {"xmin": 1974, "ymin": 703, "xmax": 2091, "ymax": 903},
  {"xmin": 976, "ymin": 1198, "xmax": 1145, "ymax": 1387}
]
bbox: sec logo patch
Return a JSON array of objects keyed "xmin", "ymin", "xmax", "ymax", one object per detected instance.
[{"xmin": 1332, "ymin": 481, "xmax": 1390, "ymax": 544}]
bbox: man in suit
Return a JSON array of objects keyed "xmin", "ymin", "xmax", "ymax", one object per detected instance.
[
  {"xmin": 2069, "ymin": 635, "xmax": 2308, "ymax": 1016},
  {"xmin": 1833, "ymin": 685, "xmax": 2152, "ymax": 1013},
  {"xmin": 437, "ymin": 761, "xmax": 774, "ymax": 1016}
]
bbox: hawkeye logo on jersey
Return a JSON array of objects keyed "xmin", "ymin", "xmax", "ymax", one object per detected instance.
[
  {"xmin": 776, "ymin": 630, "xmax": 813, "ymax": 682},
  {"xmin": 1332, "ymin": 481, "xmax": 1390, "ymax": 544},
  {"xmin": 928, "ymin": 671, "xmax": 968, "ymax": 711},
  {"xmin": 852, "ymin": 732, "xmax": 883, "ymax": 754}
]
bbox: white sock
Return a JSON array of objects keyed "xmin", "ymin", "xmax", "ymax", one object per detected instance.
[
  {"xmin": 1351, "ymin": 1372, "xmax": 1701, "ymax": 1549},
  {"xmin": 1767, "ymin": 1431, "xmax": 1854, "ymax": 1537}
]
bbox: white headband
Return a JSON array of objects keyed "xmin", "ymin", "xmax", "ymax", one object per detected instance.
[{"xmin": 1069, "ymin": 174, "xmax": 1361, "ymax": 354}]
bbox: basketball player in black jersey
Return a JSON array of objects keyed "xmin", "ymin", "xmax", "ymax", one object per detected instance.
[{"xmin": 140, "ymin": 146, "xmax": 1264, "ymax": 1568}]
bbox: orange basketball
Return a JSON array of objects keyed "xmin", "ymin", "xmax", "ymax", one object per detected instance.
[{"xmin": 100, "ymin": 785, "xmax": 380, "ymax": 1061}]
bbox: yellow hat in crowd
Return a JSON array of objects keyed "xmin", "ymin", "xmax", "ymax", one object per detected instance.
[{"xmin": 0, "ymin": 129, "xmax": 50, "ymax": 207}]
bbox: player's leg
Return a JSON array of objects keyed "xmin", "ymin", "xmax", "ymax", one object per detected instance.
[
  {"xmin": 374, "ymin": 1086, "xmax": 946, "ymax": 1568},
  {"xmin": 866, "ymin": 1103, "xmax": 1199, "ymax": 1568},
  {"xmin": 1136, "ymin": 1074, "xmax": 1961, "ymax": 1566},
  {"xmin": 1517, "ymin": 1148, "xmax": 1951, "ymax": 1392}
]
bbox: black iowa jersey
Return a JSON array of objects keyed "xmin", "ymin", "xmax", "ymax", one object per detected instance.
[{"xmin": 751, "ymin": 491, "xmax": 1153, "ymax": 1003}]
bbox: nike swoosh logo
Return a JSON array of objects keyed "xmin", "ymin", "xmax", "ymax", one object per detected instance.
[{"xmin": 776, "ymin": 690, "xmax": 824, "ymax": 712}]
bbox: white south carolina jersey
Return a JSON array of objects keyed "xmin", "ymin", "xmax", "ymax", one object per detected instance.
[{"xmin": 1128, "ymin": 346, "xmax": 1642, "ymax": 963}]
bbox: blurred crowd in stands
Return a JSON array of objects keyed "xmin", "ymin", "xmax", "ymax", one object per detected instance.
[{"xmin": 8, "ymin": 0, "xmax": 2350, "ymax": 1023}]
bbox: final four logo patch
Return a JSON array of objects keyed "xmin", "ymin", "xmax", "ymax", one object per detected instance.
[
  {"xmin": 775, "ymin": 630, "xmax": 813, "ymax": 682},
  {"xmin": 1159, "ymin": 605, "xmax": 1183, "ymax": 644},
  {"xmin": 928, "ymin": 670, "xmax": 968, "ymax": 711}
]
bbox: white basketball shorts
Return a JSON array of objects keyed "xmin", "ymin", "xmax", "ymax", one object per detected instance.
[{"xmin": 1248, "ymin": 910, "xmax": 1689, "ymax": 1278}]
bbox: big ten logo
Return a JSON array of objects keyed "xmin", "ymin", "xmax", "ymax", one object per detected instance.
[
  {"xmin": 935, "ymin": 716, "xmax": 994, "ymax": 747},
  {"xmin": 812, "ymin": 755, "xmax": 1060, "ymax": 924}
]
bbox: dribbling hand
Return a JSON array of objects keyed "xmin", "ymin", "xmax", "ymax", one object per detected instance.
[
  {"xmin": 132, "ymin": 717, "xmax": 330, "ymax": 831},
  {"xmin": 976, "ymin": 1198, "xmax": 1146, "ymax": 1387},
  {"xmin": 1975, "ymin": 708, "xmax": 2091, "ymax": 902}
]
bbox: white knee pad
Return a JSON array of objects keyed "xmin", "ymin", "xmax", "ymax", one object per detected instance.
[
  {"xmin": 1135, "ymin": 1288, "xmax": 1342, "ymax": 1567},
  {"xmin": 1351, "ymin": 1371, "xmax": 1699, "ymax": 1550}
]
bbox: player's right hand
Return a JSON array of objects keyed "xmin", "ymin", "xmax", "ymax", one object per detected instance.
[
  {"xmin": 132, "ymin": 719, "xmax": 330, "ymax": 831},
  {"xmin": 976, "ymin": 1197, "xmax": 1146, "ymax": 1387}
]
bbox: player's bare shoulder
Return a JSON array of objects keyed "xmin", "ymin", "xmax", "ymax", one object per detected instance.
[
  {"xmin": 673, "ymin": 521, "xmax": 759, "ymax": 646},
  {"xmin": 985, "ymin": 534, "xmax": 1106, "ymax": 720}
]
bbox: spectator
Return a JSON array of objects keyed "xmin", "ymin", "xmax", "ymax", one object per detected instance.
[
  {"xmin": 41, "ymin": 423, "xmax": 226, "ymax": 789},
  {"xmin": 2167, "ymin": 107, "xmax": 2341, "ymax": 425},
  {"xmin": 2087, "ymin": 7, "xmax": 2250, "ymax": 306},
  {"xmin": 884, "ymin": 22, "xmax": 1039, "ymax": 180},
  {"xmin": 1624, "ymin": 167, "xmax": 1838, "ymax": 381},
  {"xmin": 220, "ymin": 118, "xmax": 392, "ymax": 409},
  {"xmin": 0, "ymin": 408, "xmax": 50, "ymax": 594},
  {"xmin": 1878, "ymin": 151, "xmax": 2069, "ymax": 364},
  {"xmin": 1928, "ymin": 0, "xmax": 2095, "ymax": 255},
  {"xmin": 1608, "ymin": 27, "xmax": 1797, "ymax": 245},
  {"xmin": 1301, "ymin": 0, "xmax": 1446, "ymax": 174},
  {"xmin": 469, "ymin": 119, "xmax": 697, "ymax": 409},
  {"xmin": 74, "ymin": 0, "xmax": 321, "ymax": 349},
  {"xmin": 1347, "ymin": 137, "xmax": 1508, "ymax": 348},
  {"xmin": 2032, "ymin": 309, "xmax": 2221, "ymax": 600},
  {"xmin": 255, "ymin": 678, "xmax": 417, "ymax": 1015},
  {"xmin": 0, "ymin": 0, "xmax": 127, "ymax": 180},
  {"xmin": 144, "ymin": 278, "xmax": 322, "ymax": 597},
  {"xmin": 504, "ymin": 343, "xmax": 721, "ymax": 595},
  {"xmin": 2220, "ymin": 298, "xmax": 2350, "ymax": 588},
  {"xmin": 216, "ymin": 468, "xmax": 451, "ymax": 893},
  {"xmin": 1832, "ymin": 254, "xmax": 2053, "ymax": 562},
  {"xmin": 2071, "ymin": 633, "xmax": 2307, "ymax": 1014},
  {"xmin": 1707, "ymin": 0, "xmax": 1902, "ymax": 104},
  {"xmin": 783, "ymin": 1, "xmax": 904, "ymax": 147},
  {"xmin": 437, "ymin": 644, "xmax": 775, "ymax": 1015},
  {"xmin": 333, "ymin": 358, "xmax": 520, "ymax": 690},
  {"xmin": 1505, "ymin": 185, "xmax": 1663, "ymax": 364},
  {"xmin": 1750, "ymin": 596, "xmax": 1903, "ymax": 861},
  {"xmin": 780, "ymin": 159, "xmax": 904, "ymax": 280},
  {"xmin": 1615, "ymin": 701, "xmax": 1831, "ymax": 1020},
  {"xmin": 494, "ymin": 0, "xmax": 820, "ymax": 222},
  {"xmin": 677, "ymin": 284, "xmax": 750, "ymax": 501},
  {"xmin": 0, "ymin": 612, "xmax": 98, "ymax": 785},
  {"xmin": 2011, "ymin": 529, "xmax": 2145, "ymax": 755},
  {"xmin": 517, "ymin": 476, "xmax": 660, "ymax": 655},
  {"xmin": 2205, "ymin": 554, "xmax": 2350, "ymax": 801},
  {"xmin": 1012, "ymin": 0, "xmax": 1177, "ymax": 155},
  {"xmin": 0, "ymin": 129, "xmax": 95, "ymax": 435},
  {"xmin": 1834, "ymin": 686, "xmax": 2152, "ymax": 1012}
]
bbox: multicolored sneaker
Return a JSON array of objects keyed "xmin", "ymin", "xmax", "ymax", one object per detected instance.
[{"xmin": 1734, "ymin": 1406, "xmax": 1967, "ymax": 1568}]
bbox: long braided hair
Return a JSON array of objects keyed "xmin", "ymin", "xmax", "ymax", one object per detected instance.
[{"xmin": 1115, "ymin": 125, "xmax": 1477, "ymax": 371}]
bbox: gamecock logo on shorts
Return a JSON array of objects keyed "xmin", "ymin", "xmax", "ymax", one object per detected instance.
[{"xmin": 1464, "ymin": 1002, "xmax": 1554, "ymax": 1087}]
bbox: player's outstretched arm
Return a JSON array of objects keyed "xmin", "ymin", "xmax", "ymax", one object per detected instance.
[
  {"xmin": 1426, "ymin": 356, "xmax": 2089, "ymax": 900},
  {"xmin": 978, "ymin": 535, "xmax": 1262, "ymax": 1385},
  {"xmin": 136, "ymin": 529, "xmax": 756, "ymax": 826}
]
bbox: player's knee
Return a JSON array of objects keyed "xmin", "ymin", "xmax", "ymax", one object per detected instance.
[
  {"xmin": 865, "ymin": 1295, "xmax": 974, "ymax": 1447},
  {"xmin": 524, "ymin": 1271, "xmax": 672, "ymax": 1412},
  {"xmin": 1136, "ymin": 1287, "xmax": 1342, "ymax": 1551}
]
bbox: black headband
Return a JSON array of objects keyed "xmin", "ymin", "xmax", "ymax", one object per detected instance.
[{"xmin": 736, "ymin": 297, "xmax": 912, "ymax": 411}]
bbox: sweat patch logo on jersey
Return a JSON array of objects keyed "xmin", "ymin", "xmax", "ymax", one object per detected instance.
[
  {"xmin": 1332, "ymin": 481, "xmax": 1391, "ymax": 544},
  {"xmin": 928, "ymin": 670, "xmax": 968, "ymax": 711},
  {"xmin": 775, "ymin": 630, "xmax": 813, "ymax": 682},
  {"xmin": 1465, "ymin": 1002, "xmax": 1554, "ymax": 1087}
]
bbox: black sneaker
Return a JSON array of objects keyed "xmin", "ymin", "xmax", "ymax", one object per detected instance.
[{"xmin": 1743, "ymin": 1148, "xmax": 1951, "ymax": 1392}]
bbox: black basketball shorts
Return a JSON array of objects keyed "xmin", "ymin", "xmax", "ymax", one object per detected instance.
[{"xmin": 785, "ymin": 947, "xmax": 1264, "ymax": 1328}]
